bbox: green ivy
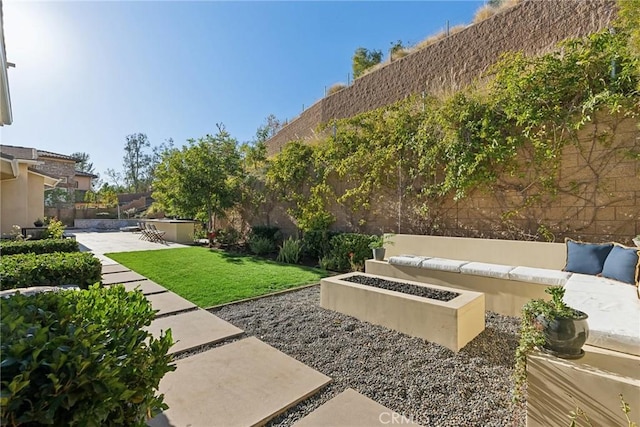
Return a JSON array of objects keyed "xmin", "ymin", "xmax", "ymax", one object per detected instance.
[{"xmin": 261, "ymin": 29, "xmax": 638, "ymax": 238}]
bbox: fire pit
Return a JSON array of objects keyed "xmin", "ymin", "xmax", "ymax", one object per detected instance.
[{"xmin": 320, "ymin": 272, "xmax": 485, "ymax": 352}]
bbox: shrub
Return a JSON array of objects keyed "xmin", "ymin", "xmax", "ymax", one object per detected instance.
[
  {"xmin": 321, "ymin": 233, "xmax": 375, "ymax": 272},
  {"xmin": 248, "ymin": 236, "xmax": 275, "ymax": 255},
  {"xmin": 0, "ymin": 252, "xmax": 101, "ymax": 290},
  {"xmin": 0, "ymin": 238, "xmax": 79, "ymax": 255},
  {"xmin": 302, "ymin": 229, "xmax": 338, "ymax": 259},
  {"xmin": 45, "ymin": 218, "xmax": 65, "ymax": 239},
  {"xmin": 276, "ymin": 237, "xmax": 303, "ymax": 264},
  {"xmin": 216, "ymin": 227, "xmax": 241, "ymax": 246},
  {"xmin": 1, "ymin": 285, "xmax": 174, "ymax": 426},
  {"xmin": 250, "ymin": 225, "xmax": 282, "ymax": 243},
  {"xmin": 327, "ymin": 83, "xmax": 347, "ymax": 95},
  {"xmin": 473, "ymin": 4, "xmax": 497, "ymax": 23}
]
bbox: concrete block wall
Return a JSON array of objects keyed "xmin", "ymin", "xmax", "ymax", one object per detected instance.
[{"xmin": 266, "ymin": 0, "xmax": 617, "ymax": 156}]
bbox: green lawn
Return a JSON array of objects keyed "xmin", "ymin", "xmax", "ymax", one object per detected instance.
[{"xmin": 105, "ymin": 247, "xmax": 328, "ymax": 307}]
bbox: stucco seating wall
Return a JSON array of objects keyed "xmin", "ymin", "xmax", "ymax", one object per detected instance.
[{"xmin": 364, "ymin": 234, "xmax": 640, "ymax": 358}]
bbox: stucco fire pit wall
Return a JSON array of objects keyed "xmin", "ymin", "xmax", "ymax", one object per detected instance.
[{"xmin": 320, "ymin": 272, "xmax": 485, "ymax": 352}]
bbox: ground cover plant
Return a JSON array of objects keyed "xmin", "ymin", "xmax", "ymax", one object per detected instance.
[{"xmin": 106, "ymin": 247, "xmax": 328, "ymax": 307}]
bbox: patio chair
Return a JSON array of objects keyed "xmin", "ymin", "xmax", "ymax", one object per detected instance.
[
  {"xmin": 147, "ymin": 223, "xmax": 167, "ymax": 244},
  {"xmin": 138, "ymin": 222, "xmax": 153, "ymax": 241}
]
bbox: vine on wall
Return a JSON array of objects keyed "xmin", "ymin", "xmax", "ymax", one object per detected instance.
[{"xmin": 258, "ymin": 28, "xmax": 639, "ymax": 241}]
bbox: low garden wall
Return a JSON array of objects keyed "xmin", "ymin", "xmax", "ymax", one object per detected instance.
[{"xmin": 74, "ymin": 219, "xmax": 139, "ymax": 230}]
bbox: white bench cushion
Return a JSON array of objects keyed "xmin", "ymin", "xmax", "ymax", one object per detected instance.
[
  {"xmin": 420, "ymin": 258, "xmax": 469, "ymax": 273},
  {"xmin": 564, "ymin": 273, "xmax": 640, "ymax": 356},
  {"xmin": 508, "ymin": 266, "xmax": 572, "ymax": 286},
  {"xmin": 459, "ymin": 262, "xmax": 515, "ymax": 279},
  {"xmin": 388, "ymin": 255, "xmax": 429, "ymax": 268}
]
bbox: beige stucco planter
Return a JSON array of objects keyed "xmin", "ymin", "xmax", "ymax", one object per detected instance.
[{"xmin": 320, "ymin": 272, "xmax": 485, "ymax": 352}]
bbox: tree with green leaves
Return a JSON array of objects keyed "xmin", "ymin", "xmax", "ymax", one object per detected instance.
[
  {"xmin": 71, "ymin": 152, "xmax": 95, "ymax": 174},
  {"xmin": 123, "ymin": 133, "xmax": 152, "ymax": 193},
  {"xmin": 152, "ymin": 125, "xmax": 242, "ymax": 231},
  {"xmin": 352, "ymin": 47, "xmax": 383, "ymax": 78}
]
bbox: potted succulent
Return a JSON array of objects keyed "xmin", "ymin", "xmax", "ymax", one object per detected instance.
[
  {"xmin": 369, "ymin": 233, "xmax": 394, "ymax": 261},
  {"xmin": 513, "ymin": 286, "xmax": 589, "ymax": 402}
]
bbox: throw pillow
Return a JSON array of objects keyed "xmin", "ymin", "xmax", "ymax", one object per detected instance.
[
  {"xmin": 601, "ymin": 244, "xmax": 640, "ymax": 286},
  {"xmin": 563, "ymin": 239, "xmax": 613, "ymax": 275}
]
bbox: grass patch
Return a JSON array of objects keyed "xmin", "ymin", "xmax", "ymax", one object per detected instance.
[{"xmin": 105, "ymin": 247, "xmax": 328, "ymax": 307}]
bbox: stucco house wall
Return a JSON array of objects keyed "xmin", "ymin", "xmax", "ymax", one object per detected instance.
[{"xmin": 0, "ymin": 162, "xmax": 45, "ymax": 234}]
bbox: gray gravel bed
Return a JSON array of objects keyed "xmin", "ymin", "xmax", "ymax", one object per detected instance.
[
  {"xmin": 344, "ymin": 275, "xmax": 459, "ymax": 301},
  {"xmin": 213, "ymin": 285, "xmax": 525, "ymax": 427}
]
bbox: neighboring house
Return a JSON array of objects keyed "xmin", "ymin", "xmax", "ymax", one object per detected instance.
[
  {"xmin": 0, "ymin": 151, "xmax": 60, "ymax": 235},
  {"xmin": 0, "ymin": 145, "xmax": 97, "ymax": 234},
  {"xmin": 0, "ymin": 1, "xmax": 12, "ymax": 127}
]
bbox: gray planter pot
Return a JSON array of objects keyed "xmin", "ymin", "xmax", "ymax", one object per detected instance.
[
  {"xmin": 538, "ymin": 311, "xmax": 589, "ymax": 359},
  {"xmin": 372, "ymin": 248, "xmax": 386, "ymax": 261}
]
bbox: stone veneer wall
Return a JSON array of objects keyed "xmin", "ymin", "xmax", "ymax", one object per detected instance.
[
  {"xmin": 33, "ymin": 157, "xmax": 77, "ymax": 191},
  {"xmin": 266, "ymin": 0, "xmax": 617, "ymax": 156}
]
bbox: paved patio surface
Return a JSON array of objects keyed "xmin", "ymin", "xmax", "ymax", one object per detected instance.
[
  {"xmin": 74, "ymin": 230, "xmax": 187, "ymax": 265},
  {"xmin": 148, "ymin": 337, "xmax": 331, "ymax": 427},
  {"xmin": 293, "ymin": 388, "xmax": 421, "ymax": 427},
  {"xmin": 147, "ymin": 309, "xmax": 243, "ymax": 355}
]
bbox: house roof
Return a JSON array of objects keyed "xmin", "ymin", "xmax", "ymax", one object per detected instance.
[
  {"xmin": 0, "ymin": 145, "xmax": 37, "ymax": 160},
  {"xmin": 0, "ymin": 145, "xmax": 79, "ymax": 162},
  {"xmin": 37, "ymin": 150, "xmax": 78, "ymax": 162},
  {"xmin": 74, "ymin": 170, "xmax": 98, "ymax": 178}
]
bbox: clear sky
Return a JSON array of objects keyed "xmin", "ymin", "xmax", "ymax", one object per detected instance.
[{"xmin": 2, "ymin": 0, "xmax": 484, "ymax": 183}]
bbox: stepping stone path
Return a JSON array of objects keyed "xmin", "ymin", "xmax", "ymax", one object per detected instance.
[
  {"xmin": 293, "ymin": 388, "xmax": 422, "ymax": 427},
  {"xmin": 101, "ymin": 270, "xmax": 146, "ymax": 285},
  {"xmin": 116, "ymin": 279, "xmax": 167, "ymax": 295},
  {"xmin": 148, "ymin": 337, "xmax": 332, "ymax": 427},
  {"xmin": 146, "ymin": 309, "xmax": 243, "ymax": 355},
  {"xmin": 101, "ymin": 262, "xmax": 412, "ymax": 426}
]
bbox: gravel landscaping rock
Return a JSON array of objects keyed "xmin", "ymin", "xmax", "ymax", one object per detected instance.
[
  {"xmin": 343, "ymin": 275, "xmax": 460, "ymax": 301},
  {"xmin": 213, "ymin": 285, "xmax": 526, "ymax": 427}
]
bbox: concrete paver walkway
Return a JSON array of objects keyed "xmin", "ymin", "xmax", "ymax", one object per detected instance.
[
  {"xmin": 114, "ymin": 279, "xmax": 167, "ymax": 295},
  {"xmin": 89, "ymin": 232, "xmax": 396, "ymax": 427},
  {"xmin": 148, "ymin": 337, "xmax": 332, "ymax": 427},
  {"xmin": 146, "ymin": 292, "xmax": 197, "ymax": 317},
  {"xmin": 293, "ymin": 388, "xmax": 422, "ymax": 427},
  {"xmin": 102, "ymin": 270, "xmax": 147, "ymax": 285},
  {"xmin": 147, "ymin": 309, "xmax": 243, "ymax": 355},
  {"xmin": 101, "ymin": 264, "xmax": 131, "ymax": 274}
]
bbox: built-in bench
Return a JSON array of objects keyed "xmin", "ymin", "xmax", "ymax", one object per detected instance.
[{"xmin": 364, "ymin": 234, "xmax": 640, "ymax": 357}]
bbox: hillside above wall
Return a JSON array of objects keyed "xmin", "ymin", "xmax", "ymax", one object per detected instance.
[{"xmin": 266, "ymin": 0, "xmax": 617, "ymax": 156}]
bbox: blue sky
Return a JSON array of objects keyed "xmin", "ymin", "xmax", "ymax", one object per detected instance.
[{"xmin": 2, "ymin": 1, "xmax": 484, "ymax": 183}]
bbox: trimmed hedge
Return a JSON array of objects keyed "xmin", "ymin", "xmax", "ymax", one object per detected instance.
[
  {"xmin": 1, "ymin": 285, "xmax": 175, "ymax": 426},
  {"xmin": 0, "ymin": 238, "xmax": 79, "ymax": 255},
  {"xmin": 0, "ymin": 252, "xmax": 101, "ymax": 290}
]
